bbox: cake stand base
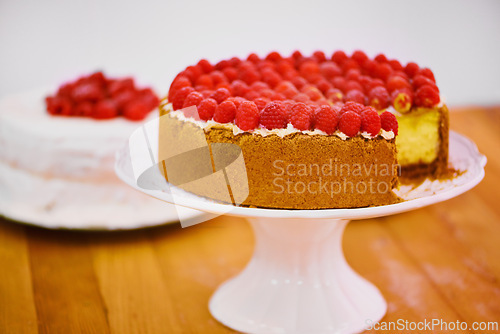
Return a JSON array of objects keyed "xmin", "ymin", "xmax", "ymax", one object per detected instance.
[{"xmin": 209, "ymin": 218, "xmax": 386, "ymax": 334}]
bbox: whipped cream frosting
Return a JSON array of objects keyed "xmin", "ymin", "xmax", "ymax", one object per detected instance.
[{"xmin": 164, "ymin": 104, "xmax": 395, "ymax": 140}]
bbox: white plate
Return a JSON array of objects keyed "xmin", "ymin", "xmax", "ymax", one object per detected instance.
[{"xmin": 115, "ymin": 131, "xmax": 487, "ymax": 220}]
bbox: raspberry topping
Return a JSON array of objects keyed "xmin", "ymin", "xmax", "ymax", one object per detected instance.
[
  {"xmin": 182, "ymin": 91, "xmax": 203, "ymax": 108},
  {"xmin": 380, "ymin": 111, "xmax": 398, "ymax": 135},
  {"xmin": 235, "ymin": 101, "xmax": 260, "ymax": 131},
  {"xmin": 338, "ymin": 111, "xmax": 361, "ymax": 137},
  {"xmin": 392, "ymin": 89, "xmax": 413, "ymax": 113},
  {"xmin": 210, "ymin": 87, "xmax": 231, "ymax": 104},
  {"xmin": 289, "ymin": 102, "xmax": 313, "ymax": 131},
  {"xmin": 360, "ymin": 106, "xmax": 381, "ymax": 136},
  {"xmin": 368, "ymin": 86, "xmax": 389, "ymax": 110},
  {"xmin": 414, "ymin": 85, "xmax": 440, "ymax": 107},
  {"xmin": 172, "ymin": 86, "xmax": 195, "ymax": 110},
  {"xmin": 260, "ymin": 101, "xmax": 287, "ymax": 129},
  {"xmin": 340, "ymin": 101, "xmax": 365, "ymax": 115},
  {"xmin": 314, "ymin": 105, "xmax": 339, "ymax": 134},
  {"xmin": 214, "ymin": 100, "xmax": 236, "ymax": 123},
  {"xmin": 198, "ymin": 98, "xmax": 217, "ymax": 121}
]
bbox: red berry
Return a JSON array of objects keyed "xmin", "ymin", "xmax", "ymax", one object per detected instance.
[
  {"xmin": 340, "ymin": 101, "xmax": 365, "ymax": 115},
  {"xmin": 291, "ymin": 50, "xmax": 304, "ymax": 61},
  {"xmin": 123, "ymin": 100, "xmax": 149, "ymax": 121},
  {"xmin": 253, "ymin": 97, "xmax": 269, "ymax": 112},
  {"xmin": 341, "ymin": 59, "xmax": 360, "ymax": 73},
  {"xmin": 375, "ymin": 63, "xmax": 393, "ymax": 81},
  {"xmin": 419, "ymin": 68, "xmax": 436, "ymax": 82},
  {"xmin": 210, "ymin": 71, "xmax": 228, "ymax": 85},
  {"xmin": 210, "ymin": 87, "xmax": 231, "ymax": 104},
  {"xmin": 265, "ymin": 51, "xmax": 282, "ymax": 62},
  {"xmin": 183, "ymin": 91, "xmax": 203, "ymax": 108},
  {"xmin": 275, "ymin": 81, "xmax": 298, "ymax": 98},
  {"xmin": 261, "ymin": 69, "xmax": 281, "ymax": 88},
  {"xmin": 404, "ymin": 62, "xmax": 420, "ymax": 78},
  {"xmin": 332, "ymin": 50, "xmax": 348, "ymax": 64},
  {"xmin": 299, "ymin": 60, "xmax": 320, "ymax": 82},
  {"xmin": 338, "ymin": 111, "xmax": 361, "ymax": 137},
  {"xmin": 260, "ymin": 101, "xmax": 287, "ymax": 129},
  {"xmin": 345, "ymin": 80, "xmax": 364, "ymax": 93},
  {"xmin": 386, "ymin": 75, "xmax": 411, "ymax": 93},
  {"xmin": 71, "ymin": 82, "xmax": 104, "ymax": 102},
  {"xmin": 368, "ymin": 86, "xmax": 390, "ymax": 110},
  {"xmin": 195, "ymin": 74, "xmax": 214, "ymax": 89},
  {"xmin": 108, "ymin": 78, "xmax": 134, "ymax": 97},
  {"xmin": 247, "ymin": 53, "xmax": 261, "ymax": 63},
  {"xmin": 291, "ymin": 76, "xmax": 308, "ymax": 90},
  {"xmin": 344, "ymin": 89, "xmax": 366, "ymax": 104},
  {"xmin": 260, "ymin": 88, "xmax": 274, "ymax": 99},
  {"xmin": 320, "ymin": 61, "xmax": 342, "ymax": 79},
  {"xmin": 312, "ymin": 50, "xmax": 327, "ymax": 63},
  {"xmin": 302, "ymin": 85, "xmax": 323, "ymax": 101},
  {"xmin": 314, "ymin": 105, "xmax": 339, "ymax": 134},
  {"xmin": 171, "ymin": 86, "xmax": 194, "ymax": 110},
  {"xmin": 380, "ymin": 111, "xmax": 398, "ymax": 135},
  {"xmin": 365, "ymin": 78, "xmax": 385, "ymax": 92},
  {"xmin": 412, "ymin": 75, "xmax": 439, "ymax": 92},
  {"xmin": 352, "ymin": 50, "xmax": 368, "ymax": 65},
  {"xmin": 197, "ymin": 98, "xmax": 217, "ymax": 120},
  {"xmin": 326, "ymin": 88, "xmax": 343, "ymax": 103},
  {"xmin": 74, "ymin": 101, "xmax": 94, "ymax": 117},
  {"xmin": 289, "ymin": 102, "xmax": 313, "ymax": 130},
  {"xmin": 231, "ymin": 80, "xmax": 250, "ymax": 97},
  {"xmin": 388, "ymin": 59, "xmax": 403, "ymax": 71},
  {"xmin": 215, "ymin": 59, "xmax": 229, "ymax": 70},
  {"xmin": 235, "ymin": 101, "xmax": 260, "ymax": 131},
  {"xmin": 239, "ymin": 68, "xmax": 261, "ymax": 85},
  {"xmin": 56, "ymin": 83, "xmax": 75, "ymax": 98},
  {"xmin": 250, "ymin": 81, "xmax": 270, "ymax": 92},
  {"xmin": 197, "ymin": 59, "xmax": 214, "ymax": 73},
  {"xmin": 137, "ymin": 88, "xmax": 159, "ymax": 110},
  {"xmin": 332, "ymin": 77, "xmax": 347, "ymax": 92},
  {"xmin": 245, "ymin": 90, "xmax": 261, "ymax": 101},
  {"xmin": 315, "ymin": 78, "xmax": 333, "ymax": 94},
  {"xmin": 362, "ymin": 59, "xmax": 377, "ymax": 77},
  {"xmin": 345, "ymin": 69, "xmax": 361, "ymax": 81},
  {"xmin": 222, "ymin": 67, "xmax": 238, "ymax": 82},
  {"xmin": 200, "ymin": 90, "xmax": 214, "ymax": 98},
  {"xmin": 229, "ymin": 57, "xmax": 241, "ymax": 67},
  {"xmin": 392, "ymin": 89, "xmax": 413, "ymax": 113},
  {"xmin": 183, "ymin": 65, "xmax": 202, "ymax": 82},
  {"xmin": 93, "ymin": 100, "xmax": 119, "ymax": 120},
  {"xmin": 360, "ymin": 106, "xmax": 381, "ymax": 136},
  {"xmin": 46, "ymin": 96, "xmax": 72, "ymax": 115},
  {"xmin": 213, "ymin": 100, "xmax": 236, "ymax": 123},
  {"xmin": 227, "ymin": 96, "xmax": 246, "ymax": 108},
  {"xmin": 374, "ymin": 53, "xmax": 388, "ymax": 63},
  {"xmin": 414, "ymin": 85, "xmax": 440, "ymax": 107}
]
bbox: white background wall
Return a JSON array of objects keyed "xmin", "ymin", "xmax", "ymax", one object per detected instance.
[{"xmin": 1, "ymin": 0, "xmax": 499, "ymax": 106}]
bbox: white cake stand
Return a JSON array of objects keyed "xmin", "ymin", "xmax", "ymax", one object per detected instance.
[{"xmin": 115, "ymin": 131, "xmax": 486, "ymax": 334}]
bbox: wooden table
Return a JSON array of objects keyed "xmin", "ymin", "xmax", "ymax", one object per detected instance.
[{"xmin": 1, "ymin": 107, "xmax": 499, "ymax": 334}]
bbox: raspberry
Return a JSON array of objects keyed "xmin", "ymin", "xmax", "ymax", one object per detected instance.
[
  {"xmin": 362, "ymin": 59, "xmax": 377, "ymax": 77},
  {"xmin": 245, "ymin": 90, "xmax": 260, "ymax": 101},
  {"xmin": 331, "ymin": 50, "xmax": 348, "ymax": 64},
  {"xmin": 352, "ymin": 50, "xmax": 368, "ymax": 65},
  {"xmin": 257, "ymin": 60, "xmax": 276, "ymax": 72},
  {"xmin": 338, "ymin": 111, "xmax": 361, "ymax": 137},
  {"xmin": 314, "ymin": 105, "xmax": 339, "ymax": 134},
  {"xmin": 235, "ymin": 101, "xmax": 260, "ymax": 131},
  {"xmin": 292, "ymin": 93, "xmax": 309, "ymax": 103},
  {"xmin": 197, "ymin": 98, "xmax": 217, "ymax": 120},
  {"xmin": 392, "ymin": 89, "xmax": 413, "ymax": 113},
  {"xmin": 261, "ymin": 69, "xmax": 281, "ymax": 88},
  {"xmin": 215, "ymin": 82, "xmax": 232, "ymax": 91},
  {"xmin": 253, "ymin": 97, "xmax": 269, "ymax": 112},
  {"xmin": 201, "ymin": 90, "xmax": 214, "ymax": 98},
  {"xmin": 93, "ymin": 99, "xmax": 119, "ymax": 120},
  {"xmin": 71, "ymin": 82, "xmax": 104, "ymax": 102},
  {"xmin": 271, "ymin": 92, "xmax": 286, "ymax": 101},
  {"xmin": 414, "ymin": 85, "xmax": 440, "ymax": 107},
  {"xmin": 210, "ymin": 87, "xmax": 231, "ymax": 103},
  {"xmin": 312, "ymin": 50, "xmax": 327, "ymax": 63},
  {"xmin": 282, "ymin": 100, "xmax": 295, "ymax": 118},
  {"xmin": 301, "ymin": 85, "xmax": 323, "ymax": 101},
  {"xmin": 345, "ymin": 69, "xmax": 361, "ymax": 81},
  {"xmin": 137, "ymin": 88, "xmax": 159, "ymax": 110},
  {"xmin": 247, "ymin": 53, "xmax": 261, "ymax": 63},
  {"xmin": 108, "ymin": 78, "xmax": 134, "ymax": 97},
  {"xmin": 289, "ymin": 102, "xmax": 313, "ymax": 130},
  {"xmin": 195, "ymin": 74, "xmax": 214, "ymax": 89},
  {"xmin": 365, "ymin": 78, "xmax": 385, "ymax": 92},
  {"xmin": 183, "ymin": 91, "xmax": 203, "ymax": 108},
  {"xmin": 375, "ymin": 63, "xmax": 393, "ymax": 81},
  {"xmin": 380, "ymin": 111, "xmax": 398, "ymax": 135},
  {"xmin": 74, "ymin": 101, "xmax": 94, "ymax": 117},
  {"xmin": 231, "ymin": 80, "xmax": 250, "ymax": 97},
  {"xmin": 404, "ymin": 62, "xmax": 420, "ymax": 78},
  {"xmin": 344, "ymin": 89, "xmax": 366, "ymax": 105},
  {"xmin": 320, "ymin": 61, "xmax": 342, "ymax": 79},
  {"xmin": 412, "ymin": 75, "xmax": 439, "ymax": 92},
  {"xmin": 419, "ymin": 68, "xmax": 436, "ymax": 82},
  {"xmin": 265, "ymin": 51, "xmax": 282, "ymax": 62},
  {"xmin": 374, "ymin": 53, "xmax": 388, "ymax": 63},
  {"xmin": 229, "ymin": 57, "xmax": 241, "ymax": 67},
  {"xmin": 239, "ymin": 68, "xmax": 260, "ymax": 85},
  {"xmin": 276, "ymin": 59, "xmax": 294, "ymax": 75},
  {"xmin": 360, "ymin": 106, "xmax": 381, "ymax": 136},
  {"xmin": 260, "ymin": 88, "xmax": 274, "ymax": 99},
  {"xmin": 345, "ymin": 80, "xmax": 364, "ymax": 93},
  {"xmin": 46, "ymin": 96, "xmax": 72, "ymax": 115},
  {"xmin": 227, "ymin": 96, "xmax": 246, "ymax": 108},
  {"xmin": 171, "ymin": 86, "xmax": 194, "ymax": 110},
  {"xmin": 260, "ymin": 101, "xmax": 287, "ymax": 129},
  {"xmin": 89, "ymin": 71, "xmax": 106, "ymax": 86},
  {"xmin": 326, "ymin": 88, "xmax": 343, "ymax": 103},
  {"xmin": 315, "ymin": 78, "xmax": 333, "ymax": 94},
  {"xmin": 340, "ymin": 101, "xmax": 365, "ymax": 115},
  {"xmin": 341, "ymin": 59, "xmax": 360, "ymax": 73},
  {"xmin": 183, "ymin": 65, "xmax": 202, "ymax": 82},
  {"xmin": 291, "ymin": 76, "xmax": 308, "ymax": 90},
  {"xmin": 210, "ymin": 71, "xmax": 227, "ymax": 85},
  {"xmin": 388, "ymin": 59, "xmax": 403, "ymax": 71},
  {"xmin": 56, "ymin": 83, "xmax": 76, "ymax": 98},
  {"xmin": 291, "ymin": 50, "xmax": 304, "ymax": 61},
  {"xmin": 299, "ymin": 60, "xmax": 321, "ymax": 82},
  {"xmin": 123, "ymin": 100, "xmax": 149, "ymax": 121},
  {"xmin": 332, "ymin": 77, "xmax": 347, "ymax": 92},
  {"xmin": 197, "ymin": 59, "xmax": 214, "ymax": 73},
  {"xmin": 275, "ymin": 81, "xmax": 298, "ymax": 95},
  {"xmin": 251, "ymin": 81, "xmax": 270, "ymax": 92},
  {"xmin": 213, "ymin": 100, "xmax": 236, "ymax": 123},
  {"xmin": 368, "ymin": 86, "xmax": 389, "ymax": 110},
  {"xmin": 215, "ymin": 59, "xmax": 229, "ymax": 70},
  {"xmin": 222, "ymin": 67, "xmax": 238, "ymax": 82},
  {"xmin": 386, "ymin": 75, "xmax": 411, "ymax": 93}
]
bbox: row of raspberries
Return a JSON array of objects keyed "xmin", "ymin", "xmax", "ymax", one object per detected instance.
[{"xmin": 46, "ymin": 72, "xmax": 159, "ymax": 121}]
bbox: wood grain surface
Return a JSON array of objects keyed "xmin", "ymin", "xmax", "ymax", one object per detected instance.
[{"xmin": 0, "ymin": 107, "xmax": 499, "ymax": 334}]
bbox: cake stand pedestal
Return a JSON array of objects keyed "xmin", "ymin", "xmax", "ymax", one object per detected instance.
[{"xmin": 115, "ymin": 131, "xmax": 486, "ymax": 334}]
